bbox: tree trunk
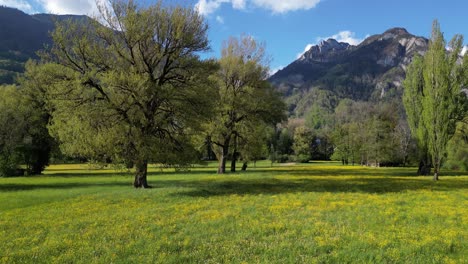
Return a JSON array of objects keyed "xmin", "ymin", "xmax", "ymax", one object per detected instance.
[
  {"xmin": 134, "ymin": 160, "xmax": 150, "ymax": 188},
  {"xmin": 231, "ymin": 158, "xmax": 237, "ymax": 172},
  {"xmin": 433, "ymin": 160, "xmax": 440, "ymax": 181},
  {"xmin": 241, "ymin": 162, "xmax": 248, "ymax": 171},
  {"xmin": 217, "ymin": 142, "xmax": 230, "ymax": 174},
  {"xmin": 217, "ymin": 149, "xmax": 227, "ymax": 174},
  {"xmin": 230, "ymin": 134, "xmax": 238, "ymax": 172}
]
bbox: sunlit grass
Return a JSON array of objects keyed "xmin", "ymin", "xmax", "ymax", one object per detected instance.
[{"xmin": 0, "ymin": 162, "xmax": 466, "ymax": 263}]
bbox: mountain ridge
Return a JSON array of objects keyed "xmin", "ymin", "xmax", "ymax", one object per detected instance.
[
  {"xmin": 269, "ymin": 27, "xmax": 429, "ymax": 116},
  {"xmin": 0, "ymin": 6, "xmax": 90, "ymax": 83}
]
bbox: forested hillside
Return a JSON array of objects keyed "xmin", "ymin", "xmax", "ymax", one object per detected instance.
[{"xmin": 0, "ymin": 6, "xmax": 88, "ymax": 83}]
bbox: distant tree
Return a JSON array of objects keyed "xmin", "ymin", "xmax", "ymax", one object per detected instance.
[
  {"xmin": 365, "ymin": 104, "xmax": 399, "ymax": 166},
  {"xmin": 393, "ymin": 119, "xmax": 415, "ymax": 167},
  {"xmin": 28, "ymin": 1, "xmax": 216, "ymax": 187},
  {"xmin": 304, "ymin": 91, "xmax": 336, "ymax": 161},
  {"xmin": 275, "ymin": 128, "xmax": 294, "ymax": 161},
  {"xmin": 310, "ymin": 132, "xmax": 334, "ymax": 160},
  {"xmin": 331, "ymin": 99, "xmax": 405, "ymax": 167},
  {"xmin": 403, "ymin": 20, "xmax": 467, "ymax": 180},
  {"xmin": 205, "ymin": 35, "xmax": 285, "ymax": 174},
  {"xmin": 331, "ymin": 124, "xmax": 351, "ymax": 165},
  {"xmin": 331, "ymin": 99, "xmax": 354, "ymax": 165},
  {"xmin": 292, "ymin": 126, "xmax": 313, "ymax": 163}
]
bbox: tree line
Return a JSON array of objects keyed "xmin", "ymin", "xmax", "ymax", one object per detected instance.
[
  {"xmin": 0, "ymin": 1, "xmax": 285, "ymax": 187},
  {"xmin": 0, "ymin": 1, "xmax": 466, "ymax": 184}
]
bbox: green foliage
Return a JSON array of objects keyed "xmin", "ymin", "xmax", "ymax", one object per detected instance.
[
  {"xmin": 0, "ymin": 83, "xmax": 52, "ymax": 176},
  {"xmin": 27, "ymin": 1, "xmax": 216, "ymax": 186},
  {"xmin": 303, "ymin": 89, "xmax": 337, "ymax": 129},
  {"xmin": 265, "ymin": 127, "xmax": 293, "ymax": 164},
  {"xmin": 403, "ymin": 54, "xmax": 433, "ymax": 175},
  {"xmin": 203, "ymin": 35, "xmax": 286, "ymax": 173},
  {"xmin": 331, "ymin": 99, "xmax": 409, "ymax": 166},
  {"xmin": 277, "ymin": 128, "xmax": 294, "ymax": 156},
  {"xmin": 444, "ymin": 122, "xmax": 468, "ymax": 171},
  {"xmin": 0, "ymin": 163, "xmax": 466, "ymax": 262},
  {"xmin": 403, "ymin": 20, "xmax": 467, "ymax": 178},
  {"xmin": 292, "ymin": 126, "xmax": 313, "ymax": 162},
  {"xmin": 238, "ymin": 124, "xmax": 269, "ymax": 164},
  {"xmin": 0, "ymin": 85, "xmax": 24, "ymax": 176}
]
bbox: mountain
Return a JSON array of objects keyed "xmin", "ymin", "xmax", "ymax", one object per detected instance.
[
  {"xmin": 269, "ymin": 28, "xmax": 429, "ymax": 116},
  {"xmin": 0, "ymin": 6, "xmax": 89, "ymax": 84}
]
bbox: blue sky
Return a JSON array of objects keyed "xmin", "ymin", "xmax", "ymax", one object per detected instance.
[{"xmin": 2, "ymin": 0, "xmax": 468, "ymax": 72}]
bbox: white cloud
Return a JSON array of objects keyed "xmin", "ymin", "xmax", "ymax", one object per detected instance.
[
  {"xmin": 0, "ymin": 0, "xmax": 34, "ymax": 12},
  {"xmin": 36, "ymin": 0, "xmax": 99, "ymax": 15},
  {"xmin": 297, "ymin": 31, "xmax": 366, "ymax": 59},
  {"xmin": 216, "ymin": 15, "xmax": 224, "ymax": 24},
  {"xmin": 196, "ymin": 0, "xmax": 320, "ymax": 15},
  {"xmin": 196, "ymin": 0, "xmax": 228, "ymax": 16},
  {"xmin": 296, "ymin": 44, "xmax": 313, "ymax": 59},
  {"xmin": 269, "ymin": 65, "xmax": 283, "ymax": 76},
  {"xmin": 316, "ymin": 31, "xmax": 366, "ymax": 46},
  {"xmin": 252, "ymin": 0, "xmax": 320, "ymax": 14},
  {"xmin": 232, "ymin": 0, "xmax": 247, "ymax": 9},
  {"xmin": 462, "ymin": 46, "xmax": 467, "ymax": 56}
]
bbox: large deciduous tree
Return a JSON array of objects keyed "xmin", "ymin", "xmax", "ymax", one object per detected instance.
[
  {"xmin": 403, "ymin": 20, "xmax": 467, "ymax": 180},
  {"xmin": 205, "ymin": 35, "xmax": 285, "ymax": 174},
  {"xmin": 29, "ymin": 0, "xmax": 216, "ymax": 187}
]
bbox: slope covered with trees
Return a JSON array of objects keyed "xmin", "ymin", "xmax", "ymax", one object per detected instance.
[{"xmin": 0, "ymin": 6, "xmax": 89, "ymax": 84}]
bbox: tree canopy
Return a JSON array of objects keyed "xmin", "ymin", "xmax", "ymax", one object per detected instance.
[
  {"xmin": 403, "ymin": 20, "xmax": 467, "ymax": 180},
  {"xmin": 203, "ymin": 35, "xmax": 286, "ymax": 173},
  {"xmin": 27, "ymin": 0, "xmax": 217, "ymax": 187}
]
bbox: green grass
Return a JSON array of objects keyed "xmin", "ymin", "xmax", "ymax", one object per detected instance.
[{"xmin": 0, "ymin": 162, "xmax": 467, "ymax": 263}]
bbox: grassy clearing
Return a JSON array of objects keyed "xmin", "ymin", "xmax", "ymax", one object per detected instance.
[{"xmin": 0, "ymin": 162, "xmax": 466, "ymax": 263}]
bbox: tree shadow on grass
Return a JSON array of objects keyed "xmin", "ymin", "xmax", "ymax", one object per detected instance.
[
  {"xmin": 1, "ymin": 166, "xmax": 466, "ymax": 193},
  {"xmin": 0, "ymin": 181, "xmax": 131, "ymax": 192},
  {"xmin": 164, "ymin": 176, "xmax": 468, "ymax": 197}
]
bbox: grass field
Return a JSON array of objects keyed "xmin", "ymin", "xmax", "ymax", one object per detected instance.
[{"xmin": 0, "ymin": 162, "xmax": 467, "ymax": 263}]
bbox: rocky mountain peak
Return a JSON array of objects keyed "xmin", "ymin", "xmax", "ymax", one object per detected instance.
[
  {"xmin": 269, "ymin": 27, "xmax": 431, "ymax": 116},
  {"xmin": 383, "ymin": 27, "xmax": 409, "ymax": 36},
  {"xmin": 300, "ymin": 38, "xmax": 352, "ymax": 63}
]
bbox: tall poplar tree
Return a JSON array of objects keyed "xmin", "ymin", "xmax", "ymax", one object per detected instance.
[
  {"xmin": 403, "ymin": 55, "xmax": 432, "ymax": 175},
  {"xmin": 403, "ymin": 21, "xmax": 467, "ymax": 180}
]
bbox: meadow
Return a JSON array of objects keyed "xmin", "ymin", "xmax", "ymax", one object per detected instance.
[{"xmin": 0, "ymin": 162, "xmax": 466, "ymax": 263}]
